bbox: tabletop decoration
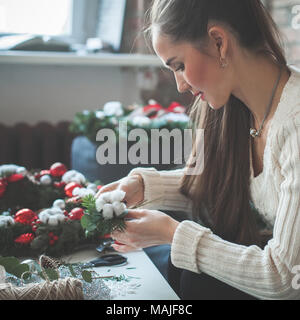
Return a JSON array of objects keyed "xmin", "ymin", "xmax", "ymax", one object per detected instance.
[
  {"xmin": 0, "ymin": 162, "xmax": 128, "ymax": 258},
  {"xmin": 0, "ymin": 255, "xmax": 111, "ymax": 300},
  {"xmin": 69, "ymin": 99, "xmax": 191, "ymax": 144}
]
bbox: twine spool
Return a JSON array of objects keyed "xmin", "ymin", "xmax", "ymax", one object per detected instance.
[{"xmin": 0, "ymin": 277, "xmax": 84, "ymax": 300}]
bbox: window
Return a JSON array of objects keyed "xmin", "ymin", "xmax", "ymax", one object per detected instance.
[
  {"xmin": 0, "ymin": 0, "xmax": 73, "ymax": 36},
  {"xmin": 0, "ymin": 0, "xmax": 127, "ymax": 52}
]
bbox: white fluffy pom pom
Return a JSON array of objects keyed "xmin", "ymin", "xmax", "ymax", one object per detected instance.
[
  {"xmin": 110, "ymin": 190, "xmax": 126, "ymax": 202},
  {"xmin": 102, "ymin": 203, "xmax": 114, "ymax": 220},
  {"xmin": 95, "ymin": 198, "xmax": 106, "ymax": 212},
  {"xmin": 99, "ymin": 192, "xmax": 112, "ymax": 202},
  {"xmin": 87, "ymin": 183, "xmax": 98, "ymax": 192},
  {"xmin": 53, "ymin": 199, "xmax": 65, "ymax": 210},
  {"xmin": 62, "ymin": 170, "xmax": 86, "ymax": 185},
  {"xmin": 95, "ymin": 190, "xmax": 127, "ymax": 219},
  {"xmin": 38, "ymin": 210, "xmax": 51, "ymax": 224},
  {"xmin": 48, "ymin": 215, "xmax": 59, "ymax": 226},
  {"xmin": 38, "ymin": 208, "xmax": 65, "ymax": 225},
  {"xmin": 112, "ymin": 201, "xmax": 126, "ymax": 217},
  {"xmin": 16, "ymin": 166, "xmax": 27, "ymax": 176},
  {"xmin": 0, "ymin": 216, "xmax": 15, "ymax": 227},
  {"xmin": 73, "ymin": 187, "xmax": 95, "ymax": 197},
  {"xmin": 40, "ymin": 175, "xmax": 52, "ymax": 185}
]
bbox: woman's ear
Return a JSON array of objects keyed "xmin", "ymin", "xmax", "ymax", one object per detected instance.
[{"xmin": 207, "ymin": 25, "xmax": 229, "ymax": 60}]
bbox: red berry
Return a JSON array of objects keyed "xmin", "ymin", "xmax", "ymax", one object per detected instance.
[
  {"xmin": 50, "ymin": 163, "xmax": 67, "ymax": 177},
  {"xmin": 40, "ymin": 170, "xmax": 51, "ymax": 176},
  {"xmin": 14, "ymin": 233, "xmax": 35, "ymax": 244},
  {"xmin": 54, "ymin": 181, "xmax": 66, "ymax": 188},
  {"xmin": 69, "ymin": 208, "xmax": 84, "ymax": 220},
  {"xmin": 64, "ymin": 182, "xmax": 82, "ymax": 198},
  {"xmin": 66, "ymin": 196, "xmax": 82, "ymax": 204},
  {"xmin": 63, "ymin": 210, "xmax": 69, "ymax": 217}
]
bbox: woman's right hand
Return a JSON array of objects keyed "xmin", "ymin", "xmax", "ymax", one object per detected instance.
[{"xmin": 95, "ymin": 174, "xmax": 144, "ymax": 208}]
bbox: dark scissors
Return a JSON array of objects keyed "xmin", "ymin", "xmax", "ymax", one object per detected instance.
[{"xmin": 82, "ymin": 254, "xmax": 127, "ymax": 268}]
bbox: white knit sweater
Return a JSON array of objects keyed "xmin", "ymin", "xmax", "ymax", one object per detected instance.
[{"xmin": 128, "ymin": 66, "xmax": 300, "ymax": 300}]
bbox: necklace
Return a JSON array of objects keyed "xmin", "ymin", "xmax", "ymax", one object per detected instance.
[{"xmin": 250, "ymin": 66, "xmax": 283, "ymax": 138}]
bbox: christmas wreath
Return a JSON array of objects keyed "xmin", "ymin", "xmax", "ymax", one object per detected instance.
[
  {"xmin": 0, "ymin": 162, "xmax": 128, "ymax": 258},
  {"xmin": 69, "ymin": 100, "xmax": 191, "ymax": 143}
]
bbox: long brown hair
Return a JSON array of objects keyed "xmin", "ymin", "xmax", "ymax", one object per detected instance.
[{"xmin": 147, "ymin": 0, "xmax": 288, "ymax": 247}]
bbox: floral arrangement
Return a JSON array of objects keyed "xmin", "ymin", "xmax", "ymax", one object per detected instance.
[
  {"xmin": 0, "ymin": 162, "xmax": 128, "ymax": 258},
  {"xmin": 69, "ymin": 100, "xmax": 191, "ymax": 143}
]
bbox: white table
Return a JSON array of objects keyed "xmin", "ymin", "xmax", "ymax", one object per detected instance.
[{"xmin": 64, "ymin": 249, "xmax": 180, "ymax": 300}]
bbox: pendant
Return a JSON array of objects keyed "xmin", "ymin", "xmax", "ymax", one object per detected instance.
[{"xmin": 250, "ymin": 128, "xmax": 260, "ymax": 138}]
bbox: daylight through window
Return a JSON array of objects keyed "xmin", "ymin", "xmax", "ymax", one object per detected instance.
[{"xmin": 0, "ymin": 0, "xmax": 73, "ymax": 36}]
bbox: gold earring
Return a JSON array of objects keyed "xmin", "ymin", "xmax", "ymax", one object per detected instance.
[{"xmin": 220, "ymin": 57, "xmax": 228, "ymax": 68}]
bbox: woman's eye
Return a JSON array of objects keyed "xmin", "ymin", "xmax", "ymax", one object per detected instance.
[{"xmin": 175, "ymin": 63, "xmax": 185, "ymax": 72}]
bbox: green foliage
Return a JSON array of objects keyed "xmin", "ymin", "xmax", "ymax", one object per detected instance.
[
  {"xmin": 81, "ymin": 195, "xmax": 127, "ymax": 237},
  {"xmin": 81, "ymin": 270, "xmax": 92, "ymax": 283},
  {"xmin": 0, "ymin": 176, "xmax": 65, "ymax": 215},
  {"xmin": 0, "ymin": 255, "xmax": 94, "ymax": 284},
  {"xmin": 69, "ymin": 107, "xmax": 191, "ymax": 145},
  {"xmin": 0, "ymin": 256, "xmax": 30, "ymax": 279},
  {"xmin": 69, "ymin": 110, "xmax": 120, "ymax": 143}
]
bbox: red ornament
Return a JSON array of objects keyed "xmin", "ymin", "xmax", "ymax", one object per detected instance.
[
  {"xmin": 68, "ymin": 208, "xmax": 85, "ymax": 220},
  {"xmin": 54, "ymin": 181, "xmax": 66, "ymax": 188},
  {"xmin": 143, "ymin": 102, "xmax": 163, "ymax": 113},
  {"xmin": 64, "ymin": 182, "xmax": 82, "ymax": 197},
  {"xmin": 7, "ymin": 173, "xmax": 25, "ymax": 183},
  {"xmin": 66, "ymin": 196, "xmax": 82, "ymax": 207},
  {"xmin": 40, "ymin": 170, "xmax": 51, "ymax": 176},
  {"xmin": 167, "ymin": 102, "xmax": 185, "ymax": 113},
  {"xmin": 143, "ymin": 102, "xmax": 164, "ymax": 119},
  {"xmin": 0, "ymin": 179, "xmax": 7, "ymax": 198},
  {"xmin": 14, "ymin": 209, "xmax": 38, "ymax": 225},
  {"xmin": 14, "ymin": 233, "xmax": 35, "ymax": 244},
  {"xmin": 50, "ymin": 162, "xmax": 67, "ymax": 177}
]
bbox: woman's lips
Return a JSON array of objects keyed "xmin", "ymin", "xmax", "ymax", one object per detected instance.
[{"xmin": 194, "ymin": 91, "xmax": 205, "ymax": 100}]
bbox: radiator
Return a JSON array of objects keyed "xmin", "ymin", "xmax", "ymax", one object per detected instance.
[{"xmin": 0, "ymin": 121, "xmax": 75, "ymax": 170}]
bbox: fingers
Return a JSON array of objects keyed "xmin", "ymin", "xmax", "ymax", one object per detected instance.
[
  {"xmin": 125, "ymin": 209, "xmax": 146, "ymax": 219},
  {"xmin": 95, "ymin": 180, "xmax": 119, "ymax": 198},
  {"xmin": 111, "ymin": 243, "xmax": 137, "ymax": 253}
]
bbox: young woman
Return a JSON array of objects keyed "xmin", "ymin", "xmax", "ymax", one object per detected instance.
[{"xmin": 96, "ymin": 0, "xmax": 300, "ymax": 300}]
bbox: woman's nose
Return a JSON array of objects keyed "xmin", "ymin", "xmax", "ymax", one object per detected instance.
[{"xmin": 174, "ymin": 74, "xmax": 190, "ymax": 93}]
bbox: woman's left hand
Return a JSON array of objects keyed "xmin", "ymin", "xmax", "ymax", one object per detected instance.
[{"xmin": 110, "ymin": 209, "xmax": 180, "ymax": 253}]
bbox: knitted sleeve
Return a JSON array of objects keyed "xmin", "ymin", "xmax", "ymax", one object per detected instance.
[
  {"xmin": 170, "ymin": 118, "xmax": 300, "ymax": 300},
  {"xmin": 128, "ymin": 167, "xmax": 193, "ymax": 214}
]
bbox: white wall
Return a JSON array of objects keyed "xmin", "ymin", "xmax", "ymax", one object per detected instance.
[{"xmin": 0, "ymin": 63, "xmax": 141, "ymax": 125}]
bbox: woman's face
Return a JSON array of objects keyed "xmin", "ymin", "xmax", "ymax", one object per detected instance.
[{"xmin": 152, "ymin": 32, "xmax": 232, "ymax": 110}]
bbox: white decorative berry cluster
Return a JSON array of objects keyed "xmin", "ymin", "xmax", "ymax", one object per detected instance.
[
  {"xmin": 0, "ymin": 215, "xmax": 14, "ymax": 227},
  {"xmin": 38, "ymin": 199, "xmax": 66, "ymax": 226},
  {"xmin": 95, "ymin": 190, "xmax": 127, "ymax": 220}
]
